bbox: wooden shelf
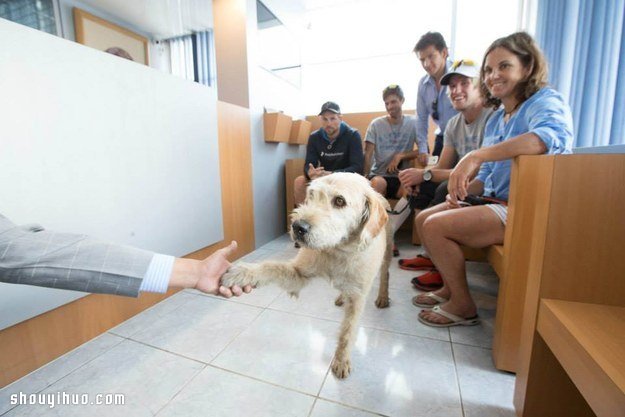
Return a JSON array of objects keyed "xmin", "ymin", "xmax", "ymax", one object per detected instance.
[
  {"xmin": 534, "ymin": 299, "xmax": 625, "ymax": 417},
  {"xmin": 289, "ymin": 119, "xmax": 311, "ymax": 145},
  {"xmin": 263, "ymin": 112, "xmax": 292, "ymax": 143}
]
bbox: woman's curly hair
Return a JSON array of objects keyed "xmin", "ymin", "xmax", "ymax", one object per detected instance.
[{"xmin": 480, "ymin": 32, "xmax": 549, "ymax": 109}]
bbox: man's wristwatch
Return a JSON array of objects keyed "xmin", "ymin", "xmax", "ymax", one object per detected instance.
[{"xmin": 423, "ymin": 169, "xmax": 433, "ymax": 182}]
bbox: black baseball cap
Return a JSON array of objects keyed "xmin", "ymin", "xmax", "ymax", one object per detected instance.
[{"xmin": 318, "ymin": 101, "xmax": 341, "ymax": 115}]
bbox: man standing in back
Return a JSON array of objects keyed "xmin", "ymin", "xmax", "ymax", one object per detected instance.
[{"xmin": 414, "ymin": 31, "xmax": 458, "ymax": 158}]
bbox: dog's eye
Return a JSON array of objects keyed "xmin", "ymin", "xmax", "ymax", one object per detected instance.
[{"xmin": 333, "ymin": 196, "xmax": 346, "ymax": 208}]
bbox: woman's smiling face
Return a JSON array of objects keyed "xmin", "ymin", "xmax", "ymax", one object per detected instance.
[{"xmin": 483, "ymin": 47, "xmax": 530, "ymax": 101}]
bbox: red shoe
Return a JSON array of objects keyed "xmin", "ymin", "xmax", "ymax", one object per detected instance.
[
  {"xmin": 411, "ymin": 270, "xmax": 443, "ymax": 291},
  {"xmin": 399, "ymin": 255, "xmax": 435, "ymax": 271}
]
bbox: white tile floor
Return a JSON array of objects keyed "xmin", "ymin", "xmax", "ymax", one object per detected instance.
[{"xmin": 0, "ymin": 232, "xmax": 516, "ymax": 417}]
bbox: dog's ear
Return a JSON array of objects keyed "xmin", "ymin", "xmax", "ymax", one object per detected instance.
[{"xmin": 359, "ymin": 191, "xmax": 388, "ymax": 249}]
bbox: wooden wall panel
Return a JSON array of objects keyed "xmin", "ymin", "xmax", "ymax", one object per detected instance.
[
  {"xmin": 213, "ymin": 0, "xmax": 249, "ymax": 108},
  {"xmin": 0, "ymin": 100, "xmax": 255, "ymax": 388},
  {"xmin": 0, "ymin": 289, "xmax": 176, "ymax": 387},
  {"xmin": 285, "ymin": 158, "xmax": 305, "ymax": 229},
  {"xmin": 191, "ymin": 101, "xmax": 255, "ymax": 259}
]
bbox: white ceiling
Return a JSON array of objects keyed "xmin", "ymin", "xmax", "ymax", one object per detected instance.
[
  {"xmin": 77, "ymin": 0, "xmax": 213, "ymax": 39},
  {"xmin": 75, "ymin": 0, "xmax": 360, "ymax": 40}
]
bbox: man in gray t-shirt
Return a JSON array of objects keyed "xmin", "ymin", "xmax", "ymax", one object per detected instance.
[
  {"xmin": 364, "ymin": 85, "xmax": 428, "ymax": 200},
  {"xmin": 397, "ymin": 60, "xmax": 493, "ymax": 291}
]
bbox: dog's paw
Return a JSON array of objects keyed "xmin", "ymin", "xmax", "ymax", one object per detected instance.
[
  {"xmin": 331, "ymin": 357, "xmax": 351, "ymax": 379},
  {"xmin": 334, "ymin": 294, "xmax": 344, "ymax": 307},
  {"xmin": 375, "ymin": 296, "xmax": 390, "ymax": 309},
  {"xmin": 221, "ymin": 263, "xmax": 257, "ymax": 288}
]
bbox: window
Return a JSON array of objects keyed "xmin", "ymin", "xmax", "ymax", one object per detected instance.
[
  {"xmin": 0, "ymin": 0, "xmax": 59, "ymax": 36},
  {"xmin": 256, "ymin": 0, "xmax": 301, "ymax": 87},
  {"xmin": 298, "ymin": 0, "xmax": 522, "ymax": 113}
]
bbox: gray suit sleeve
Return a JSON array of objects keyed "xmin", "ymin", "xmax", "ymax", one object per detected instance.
[{"xmin": 0, "ymin": 214, "xmax": 154, "ymax": 297}]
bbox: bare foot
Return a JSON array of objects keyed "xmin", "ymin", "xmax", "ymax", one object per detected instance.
[{"xmin": 413, "ymin": 288, "xmax": 450, "ymax": 306}]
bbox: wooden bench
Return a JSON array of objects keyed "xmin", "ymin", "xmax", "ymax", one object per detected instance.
[{"xmin": 519, "ymin": 299, "xmax": 625, "ymax": 417}]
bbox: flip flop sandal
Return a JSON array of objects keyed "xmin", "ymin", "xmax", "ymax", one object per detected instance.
[
  {"xmin": 398, "ymin": 255, "xmax": 435, "ymax": 271},
  {"xmin": 411, "ymin": 270, "xmax": 443, "ymax": 291},
  {"xmin": 412, "ymin": 292, "xmax": 448, "ymax": 308},
  {"xmin": 418, "ymin": 305, "xmax": 480, "ymax": 328}
]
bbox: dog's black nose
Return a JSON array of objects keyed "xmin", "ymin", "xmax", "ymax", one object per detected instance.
[{"xmin": 292, "ymin": 220, "xmax": 311, "ymax": 238}]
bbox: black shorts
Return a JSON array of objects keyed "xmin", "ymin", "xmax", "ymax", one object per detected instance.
[
  {"xmin": 368, "ymin": 175, "xmax": 401, "ymax": 199},
  {"xmin": 408, "ymin": 180, "xmax": 448, "ymax": 210}
]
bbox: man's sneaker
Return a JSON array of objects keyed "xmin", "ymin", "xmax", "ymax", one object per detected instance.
[
  {"xmin": 399, "ymin": 255, "xmax": 435, "ymax": 271},
  {"xmin": 411, "ymin": 270, "xmax": 444, "ymax": 291}
]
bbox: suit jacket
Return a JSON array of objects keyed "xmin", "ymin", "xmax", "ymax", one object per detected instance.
[{"xmin": 0, "ymin": 214, "xmax": 153, "ymax": 297}]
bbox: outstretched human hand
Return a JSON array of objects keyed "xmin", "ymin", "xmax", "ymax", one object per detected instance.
[{"xmin": 169, "ymin": 241, "xmax": 252, "ymax": 297}]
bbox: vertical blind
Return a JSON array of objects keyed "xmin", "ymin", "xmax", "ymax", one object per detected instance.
[{"xmin": 536, "ymin": 0, "xmax": 625, "ymax": 147}]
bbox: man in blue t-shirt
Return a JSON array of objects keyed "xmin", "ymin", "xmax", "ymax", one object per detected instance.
[{"xmin": 293, "ymin": 101, "xmax": 364, "ymax": 207}]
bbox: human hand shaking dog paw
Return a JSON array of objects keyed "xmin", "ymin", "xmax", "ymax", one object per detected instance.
[{"xmin": 221, "ymin": 263, "xmax": 259, "ymax": 288}]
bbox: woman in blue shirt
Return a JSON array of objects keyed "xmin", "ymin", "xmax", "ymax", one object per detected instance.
[{"xmin": 414, "ymin": 32, "xmax": 573, "ymax": 327}]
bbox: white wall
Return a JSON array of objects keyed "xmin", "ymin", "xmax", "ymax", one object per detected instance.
[
  {"xmin": 0, "ymin": 19, "xmax": 223, "ymax": 329},
  {"xmin": 245, "ymin": 0, "xmax": 306, "ymax": 247}
]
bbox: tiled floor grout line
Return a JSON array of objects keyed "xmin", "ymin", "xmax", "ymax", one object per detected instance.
[
  {"xmin": 261, "ymin": 305, "xmax": 456, "ymax": 346},
  {"xmin": 207, "ymin": 307, "xmax": 266, "ymax": 364},
  {"xmin": 108, "ymin": 292, "xmax": 201, "ymax": 339},
  {"xmin": 306, "ymin": 397, "xmax": 318, "ymax": 417},
  {"xmin": 450, "ymin": 341, "xmax": 468, "ymax": 417},
  {"xmin": 152, "ymin": 364, "xmax": 208, "ymax": 416},
  {"xmin": 205, "ymin": 363, "xmax": 319, "ymax": 399},
  {"xmin": 312, "ymin": 397, "xmax": 392, "ymax": 417}
]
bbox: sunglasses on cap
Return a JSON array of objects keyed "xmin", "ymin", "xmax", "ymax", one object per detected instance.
[{"xmin": 451, "ymin": 59, "xmax": 476, "ymax": 70}]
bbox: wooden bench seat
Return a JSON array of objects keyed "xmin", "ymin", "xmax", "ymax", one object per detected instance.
[{"xmin": 520, "ymin": 299, "xmax": 625, "ymax": 416}]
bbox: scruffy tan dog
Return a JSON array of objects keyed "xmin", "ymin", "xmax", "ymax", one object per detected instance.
[{"xmin": 222, "ymin": 172, "xmax": 392, "ymax": 379}]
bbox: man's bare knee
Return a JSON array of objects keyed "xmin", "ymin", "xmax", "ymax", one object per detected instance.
[
  {"xmin": 416, "ymin": 203, "xmax": 446, "ymax": 234},
  {"xmin": 421, "ymin": 215, "xmax": 447, "ymax": 245},
  {"xmin": 294, "ymin": 175, "xmax": 307, "ymax": 190},
  {"xmin": 369, "ymin": 176, "xmax": 387, "ymax": 194},
  {"xmin": 294, "ymin": 175, "xmax": 309, "ymax": 206}
]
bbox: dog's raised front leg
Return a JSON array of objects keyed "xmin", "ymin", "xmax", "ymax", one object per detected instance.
[
  {"xmin": 222, "ymin": 261, "xmax": 308, "ymax": 297},
  {"xmin": 331, "ymin": 294, "xmax": 365, "ymax": 379}
]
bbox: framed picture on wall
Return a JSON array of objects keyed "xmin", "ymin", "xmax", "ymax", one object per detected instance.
[{"xmin": 73, "ymin": 8, "xmax": 149, "ymax": 65}]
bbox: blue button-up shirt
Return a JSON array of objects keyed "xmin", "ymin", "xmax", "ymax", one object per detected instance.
[
  {"xmin": 477, "ymin": 87, "xmax": 574, "ymax": 200},
  {"xmin": 416, "ymin": 59, "xmax": 458, "ymax": 150}
]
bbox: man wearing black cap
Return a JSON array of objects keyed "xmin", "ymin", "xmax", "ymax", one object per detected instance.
[{"xmin": 293, "ymin": 101, "xmax": 364, "ymax": 207}]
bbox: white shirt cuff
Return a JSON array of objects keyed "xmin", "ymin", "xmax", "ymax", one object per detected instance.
[{"xmin": 139, "ymin": 254, "xmax": 175, "ymax": 293}]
